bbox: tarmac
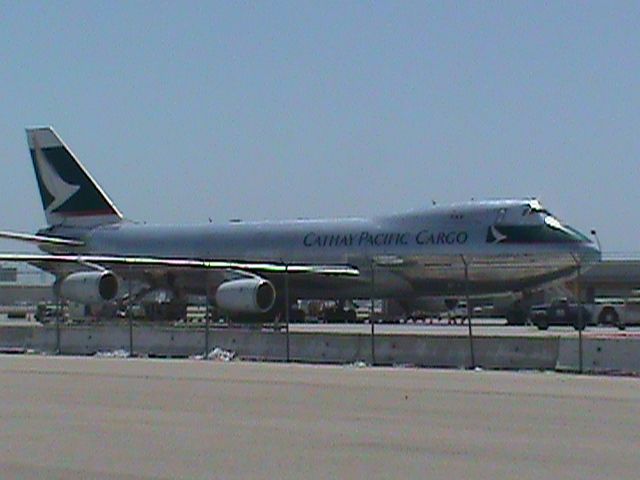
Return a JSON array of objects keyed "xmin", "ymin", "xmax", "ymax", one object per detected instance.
[{"xmin": 1, "ymin": 355, "xmax": 640, "ymax": 479}]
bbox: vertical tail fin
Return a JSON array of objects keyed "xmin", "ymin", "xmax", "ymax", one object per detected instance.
[{"xmin": 26, "ymin": 127, "xmax": 123, "ymax": 227}]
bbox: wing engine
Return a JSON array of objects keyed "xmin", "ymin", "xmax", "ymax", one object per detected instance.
[
  {"xmin": 215, "ymin": 278, "xmax": 276, "ymax": 314},
  {"xmin": 58, "ymin": 271, "xmax": 119, "ymax": 304}
]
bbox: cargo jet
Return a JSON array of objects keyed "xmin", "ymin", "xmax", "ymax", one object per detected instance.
[{"xmin": 0, "ymin": 127, "xmax": 600, "ymax": 318}]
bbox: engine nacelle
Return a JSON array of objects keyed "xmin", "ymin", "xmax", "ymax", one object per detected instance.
[
  {"xmin": 215, "ymin": 278, "xmax": 276, "ymax": 314},
  {"xmin": 58, "ymin": 271, "xmax": 119, "ymax": 304}
]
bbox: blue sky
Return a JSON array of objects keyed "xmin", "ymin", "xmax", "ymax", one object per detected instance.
[{"xmin": 0, "ymin": 2, "xmax": 638, "ymax": 253}]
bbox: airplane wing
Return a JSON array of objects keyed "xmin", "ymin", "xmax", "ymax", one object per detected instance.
[
  {"xmin": 0, "ymin": 230, "xmax": 84, "ymax": 247},
  {"xmin": 0, "ymin": 253, "xmax": 360, "ymax": 276}
]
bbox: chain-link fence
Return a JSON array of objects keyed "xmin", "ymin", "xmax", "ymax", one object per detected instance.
[{"xmin": 3, "ymin": 253, "xmax": 640, "ymax": 374}]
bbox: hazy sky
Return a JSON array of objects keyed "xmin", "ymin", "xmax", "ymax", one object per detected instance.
[{"xmin": 0, "ymin": 2, "xmax": 638, "ymax": 254}]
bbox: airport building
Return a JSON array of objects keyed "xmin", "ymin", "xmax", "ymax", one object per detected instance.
[
  {"xmin": 0, "ymin": 264, "xmax": 53, "ymax": 305},
  {"xmin": 580, "ymin": 259, "xmax": 640, "ymax": 299}
]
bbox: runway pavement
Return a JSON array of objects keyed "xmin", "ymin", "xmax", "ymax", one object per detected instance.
[{"xmin": 1, "ymin": 355, "xmax": 639, "ymax": 479}]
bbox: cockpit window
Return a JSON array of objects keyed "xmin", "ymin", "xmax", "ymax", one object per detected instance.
[
  {"xmin": 523, "ymin": 200, "xmax": 552, "ymax": 217},
  {"xmin": 544, "ymin": 215, "xmax": 565, "ymax": 231},
  {"xmin": 490, "ymin": 200, "xmax": 590, "ymax": 244}
]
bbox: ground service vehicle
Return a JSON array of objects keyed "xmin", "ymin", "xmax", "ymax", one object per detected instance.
[
  {"xmin": 588, "ymin": 298, "xmax": 640, "ymax": 330},
  {"xmin": 529, "ymin": 299, "xmax": 592, "ymax": 330}
]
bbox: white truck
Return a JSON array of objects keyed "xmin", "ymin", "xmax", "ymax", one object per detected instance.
[{"xmin": 587, "ymin": 298, "xmax": 640, "ymax": 329}]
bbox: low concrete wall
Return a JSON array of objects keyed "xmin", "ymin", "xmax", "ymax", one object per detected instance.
[
  {"xmin": 6, "ymin": 324, "xmax": 640, "ymax": 374},
  {"xmin": 468, "ymin": 337, "xmax": 559, "ymax": 370},
  {"xmin": 0, "ymin": 324, "xmax": 558, "ymax": 370},
  {"xmin": 557, "ymin": 336, "xmax": 640, "ymax": 374},
  {"xmin": 0, "ymin": 325, "xmax": 56, "ymax": 353}
]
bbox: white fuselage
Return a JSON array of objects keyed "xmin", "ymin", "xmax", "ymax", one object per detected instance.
[{"xmin": 43, "ymin": 199, "xmax": 600, "ymax": 300}]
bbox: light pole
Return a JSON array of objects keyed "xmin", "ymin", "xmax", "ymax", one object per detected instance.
[{"xmin": 590, "ymin": 229, "xmax": 601, "ymax": 253}]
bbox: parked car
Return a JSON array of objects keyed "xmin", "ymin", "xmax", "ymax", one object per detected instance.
[{"xmin": 529, "ymin": 299, "xmax": 592, "ymax": 330}]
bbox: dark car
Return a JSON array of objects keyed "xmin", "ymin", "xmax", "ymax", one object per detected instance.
[{"xmin": 529, "ymin": 299, "xmax": 592, "ymax": 330}]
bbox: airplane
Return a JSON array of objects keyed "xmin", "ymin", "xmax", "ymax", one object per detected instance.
[{"xmin": 0, "ymin": 126, "xmax": 601, "ymax": 320}]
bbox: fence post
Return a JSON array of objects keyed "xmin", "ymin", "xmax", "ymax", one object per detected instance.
[
  {"xmin": 461, "ymin": 255, "xmax": 475, "ymax": 369},
  {"xmin": 284, "ymin": 264, "xmax": 290, "ymax": 362},
  {"xmin": 205, "ymin": 276, "xmax": 210, "ymax": 359},
  {"xmin": 572, "ymin": 255, "xmax": 584, "ymax": 373},
  {"xmin": 578, "ymin": 264, "xmax": 583, "ymax": 373},
  {"xmin": 370, "ymin": 260, "xmax": 376, "ymax": 365},
  {"xmin": 55, "ymin": 290, "xmax": 61, "ymax": 355},
  {"xmin": 128, "ymin": 267, "xmax": 134, "ymax": 358}
]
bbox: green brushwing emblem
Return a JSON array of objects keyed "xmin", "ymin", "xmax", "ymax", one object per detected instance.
[
  {"xmin": 30, "ymin": 144, "xmax": 115, "ymax": 216},
  {"xmin": 32, "ymin": 137, "xmax": 80, "ymax": 213}
]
